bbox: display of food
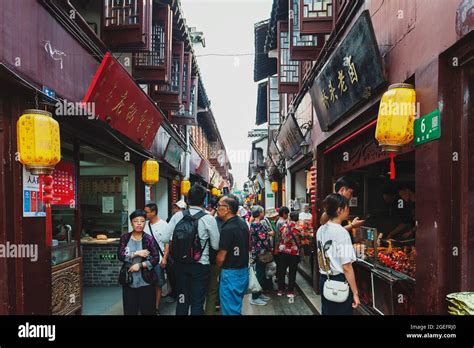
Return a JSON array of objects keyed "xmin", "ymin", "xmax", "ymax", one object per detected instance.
[{"xmin": 377, "ymin": 247, "xmax": 416, "ymax": 278}]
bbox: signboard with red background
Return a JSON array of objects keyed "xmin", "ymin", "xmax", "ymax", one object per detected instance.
[{"xmin": 83, "ymin": 52, "xmax": 164, "ymax": 149}]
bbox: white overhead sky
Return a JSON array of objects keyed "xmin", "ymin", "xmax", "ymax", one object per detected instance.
[{"xmin": 181, "ymin": 0, "xmax": 273, "ymax": 190}]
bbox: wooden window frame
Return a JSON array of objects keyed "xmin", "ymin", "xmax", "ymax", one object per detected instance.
[
  {"xmin": 278, "ymin": 20, "xmax": 300, "ymax": 94},
  {"xmin": 290, "ymin": 0, "xmax": 324, "ymax": 61},
  {"xmin": 101, "ymin": 0, "xmax": 153, "ymax": 51},
  {"xmin": 299, "ymin": 0, "xmax": 335, "ymax": 35},
  {"xmin": 132, "ymin": 4, "xmax": 173, "ymax": 82}
]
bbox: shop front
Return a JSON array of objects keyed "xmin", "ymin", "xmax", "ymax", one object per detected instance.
[{"xmin": 318, "ymin": 117, "xmax": 417, "ymax": 315}]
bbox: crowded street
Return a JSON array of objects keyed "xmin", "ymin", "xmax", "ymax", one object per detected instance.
[{"xmin": 0, "ymin": 1, "xmax": 474, "ymax": 344}]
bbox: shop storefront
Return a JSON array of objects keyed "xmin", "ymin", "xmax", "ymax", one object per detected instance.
[{"xmin": 307, "ymin": 7, "xmax": 474, "ymax": 314}]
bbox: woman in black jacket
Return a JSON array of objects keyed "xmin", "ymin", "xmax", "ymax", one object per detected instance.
[{"xmin": 118, "ymin": 210, "xmax": 160, "ymax": 315}]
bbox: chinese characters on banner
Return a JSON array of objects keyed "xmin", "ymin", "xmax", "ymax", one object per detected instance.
[
  {"xmin": 83, "ymin": 52, "xmax": 164, "ymax": 149},
  {"xmin": 309, "ymin": 11, "xmax": 386, "ymax": 131},
  {"xmin": 52, "ymin": 161, "xmax": 76, "ymax": 208}
]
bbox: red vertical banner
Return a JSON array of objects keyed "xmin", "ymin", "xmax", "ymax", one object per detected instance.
[{"xmin": 52, "ymin": 161, "xmax": 76, "ymax": 207}]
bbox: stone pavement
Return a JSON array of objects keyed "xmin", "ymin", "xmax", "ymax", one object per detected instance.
[{"xmin": 83, "ymin": 282, "xmax": 314, "ymax": 316}]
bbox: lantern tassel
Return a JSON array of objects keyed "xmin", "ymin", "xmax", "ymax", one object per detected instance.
[{"xmin": 389, "ymin": 153, "xmax": 396, "ymax": 180}]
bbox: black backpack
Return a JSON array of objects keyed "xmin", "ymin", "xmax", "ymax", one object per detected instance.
[{"xmin": 170, "ymin": 209, "xmax": 208, "ymax": 264}]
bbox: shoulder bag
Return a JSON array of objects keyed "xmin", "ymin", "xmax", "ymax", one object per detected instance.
[
  {"xmin": 320, "ymin": 225, "xmax": 350, "ymax": 303},
  {"xmin": 118, "ymin": 261, "xmax": 133, "ymax": 286}
]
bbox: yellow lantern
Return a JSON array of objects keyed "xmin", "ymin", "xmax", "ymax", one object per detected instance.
[
  {"xmin": 271, "ymin": 181, "xmax": 278, "ymax": 193},
  {"xmin": 17, "ymin": 109, "xmax": 61, "ymax": 175},
  {"xmin": 142, "ymin": 159, "xmax": 159, "ymax": 185},
  {"xmin": 375, "ymin": 83, "xmax": 416, "ymax": 180},
  {"xmin": 181, "ymin": 180, "xmax": 191, "ymax": 196},
  {"xmin": 375, "ymin": 83, "xmax": 416, "ymax": 152},
  {"xmin": 212, "ymin": 188, "xmax": 219, "ymax": 196}
]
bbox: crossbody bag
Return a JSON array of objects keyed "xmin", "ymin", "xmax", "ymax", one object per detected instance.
[{"xmin": 319, "ymin": 225, "xmax": 350, "ymax": 303}]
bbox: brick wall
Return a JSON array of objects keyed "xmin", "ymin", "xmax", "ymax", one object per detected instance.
[{"xmin": 81, "ymin": 244, "xmax": 121, "ymax": 287}]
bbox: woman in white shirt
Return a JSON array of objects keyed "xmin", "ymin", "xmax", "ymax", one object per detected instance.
[{"xmin": 316, "ymin": 193, "xmax": 360, "ymax": 315}]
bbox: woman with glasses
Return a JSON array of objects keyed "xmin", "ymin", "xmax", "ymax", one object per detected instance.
[{"xmin": 117, "ymin": 209, "xmax": 160, "ymax": 315}]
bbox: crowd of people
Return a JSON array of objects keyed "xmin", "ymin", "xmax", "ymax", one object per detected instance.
[{"xmin": 117, "ymin": 178, "xmax": 363, "ymax": 316}]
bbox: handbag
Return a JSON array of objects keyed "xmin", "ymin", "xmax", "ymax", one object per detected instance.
[
  {"xmin": 319, "ymin": 226, "xmax": 350, "ymax": 303},
  {"xmin": 247, "ymin": 264, "xmax": 262, "ymax": 294},
  {"xmin": 257, "ymin": 251, "xmax": 273, "ymax": 264},
  {"xmin": 118, "ymin": 262, "xmax": 133, "ymax": 286}
]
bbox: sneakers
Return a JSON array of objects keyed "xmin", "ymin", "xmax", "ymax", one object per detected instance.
[
  {"xmin": 277, "ymin": 290, "xmax": 285, "ymax": 296},
  {"xmin": 286, "ymin": 291, "xmax": 295, "ymax": 298},
  {"xmin": 250, "ymin": 298, "xmax": 268, "ymax": 306},
  {"xmin": 258, "ymin": 294, "xmax": 271, "ymax": 302}
]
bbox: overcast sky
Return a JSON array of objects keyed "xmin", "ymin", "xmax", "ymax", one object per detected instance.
[{"xmin": 181, "ymin": 0, "xmax": 273, "ymax": 190}]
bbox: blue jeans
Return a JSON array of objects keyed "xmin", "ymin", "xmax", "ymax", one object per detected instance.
[
  {"xmin": 175, "ymin": 263, "xmax": 210, "ymax": 315},
  {"xmin": 320, "ymin": 273, "xmax": 353, "ymax": 315},
  {"xmin": 219, "ymin": 268, "xmax": 249, "ymax": 315}
]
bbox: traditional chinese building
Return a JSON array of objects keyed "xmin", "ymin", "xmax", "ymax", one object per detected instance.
[
  {"xmin": 253, "ymin": 0, "xmax": 474, "ymax": 314},
  {"xmin": 0, "ymin": 0, "xmax": 232, "ymax": 315}
]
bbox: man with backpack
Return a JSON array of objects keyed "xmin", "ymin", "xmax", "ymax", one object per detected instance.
[{"xmin": 163, "ymin": 184, "xmax": 220, "ymax": 315}]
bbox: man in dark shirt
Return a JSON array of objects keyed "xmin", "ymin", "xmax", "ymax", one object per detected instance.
[{"xmin": 216, "ymin": 194, "xmax": 250, "ymax": 315}]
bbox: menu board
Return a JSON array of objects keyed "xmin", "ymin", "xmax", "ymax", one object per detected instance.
[{"xmin": 52, "ymin": 161, "xmax": 76, "ymax": 208}]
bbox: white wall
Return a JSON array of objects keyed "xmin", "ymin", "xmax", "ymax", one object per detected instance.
[
  {"xmin": 153, "ymin": 178, "xmax": 169, "ymax": 221},
  {"xmin": 285, "ymin": 167, "xmax": 292, "ymax": 208},
  {"xmin": 295, "ymin": 170, "xmax": 307, "ymax": 202},
  {"xmin": 264, "ymin": 179, "xmax": 274, "ymax": 209}
]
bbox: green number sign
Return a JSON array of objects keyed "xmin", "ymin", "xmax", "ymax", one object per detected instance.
[{"xmin": 414, "ymin": 109, "xmax": 441, "ymax": 145}]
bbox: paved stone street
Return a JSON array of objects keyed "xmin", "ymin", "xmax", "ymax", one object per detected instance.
[{"xmin": 83, "ymin": 275, "xmax": 315, "ymax": 316}]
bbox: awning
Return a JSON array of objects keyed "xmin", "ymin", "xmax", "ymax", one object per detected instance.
[
  {"xmin": 256, "ymin": 81, "xmax": 268, "ymax": 126},
  {"xmin": 83, "ymin": 52, "xmax": 165, "ymax": 149},
  {"xmin": 254, "ymin": 19, "xmax": 277, "ymax": 82}
]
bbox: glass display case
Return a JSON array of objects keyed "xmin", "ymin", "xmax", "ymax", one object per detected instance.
[
  {"xmin": 352, "ymin": 226, "xmax": 380, "ymax": 264},
  {"xmin": 353, "ymin": 226, "xmax": 416, "ymax": 279}
]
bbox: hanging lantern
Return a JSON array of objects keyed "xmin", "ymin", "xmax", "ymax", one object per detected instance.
[
  {"xmin": 211, "ymin": 188, "xmax": 219, "ymax": 196},
  {"xmin": 375, "ymin": 83, "xmax": 416, "ymax": 180},
  {"xmin": 17, "ymin": 109, "xmax": 61, "ymax": 175},
  {"xmin": 181, "ymin": 180, "xmax": 191, "ymax": 196},
  {"xmin": 142, "ymin": 159, "xmax": 159, "ymax": 185},
  {"xmin": 271, "ymin": 181, "xmax": 278, "ymax": 193}
]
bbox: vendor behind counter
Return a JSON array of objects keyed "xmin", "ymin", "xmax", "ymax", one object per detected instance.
[{"xmin": 360, "ymin": 183, "xmax": 415, "ymax": 241}]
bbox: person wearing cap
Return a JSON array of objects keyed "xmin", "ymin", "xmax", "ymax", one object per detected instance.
[{"xmin": 167, "ymin": 200, "xmax": 187, "ymax": 223}]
